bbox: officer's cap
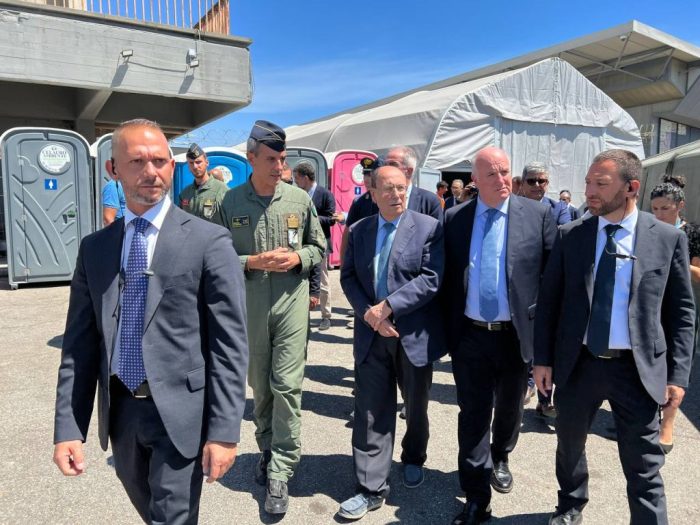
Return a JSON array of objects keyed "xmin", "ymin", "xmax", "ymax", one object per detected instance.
[
  {"xmin": 250, "ymin": 120, "xmax": 286, "ymax": 152},
  {"xmin": 186, "ymin": 143, "xmax": 206, "ymax": 160},
  {"xmin": 360, "ymin": 156, "xmax": 380, "ymax": 174}
]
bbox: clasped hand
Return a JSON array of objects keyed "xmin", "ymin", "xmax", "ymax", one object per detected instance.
[
  {"xmin": 250, "ymin": 247, "xmax": 301, "ymax": 272},
  {"xmin": 363, "ymin": 300, "xmax": 399, "ymax": 338}
]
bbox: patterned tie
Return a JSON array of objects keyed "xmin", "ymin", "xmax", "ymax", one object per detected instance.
[
  {"xmin": 375, "ymin": 222, "xmax": 397, "ymax": 301},
  {"xmin": 118, "ymin": 217, "xmax": 150, "ymax": 391},
  {"xmin": 479, "ymin": 208, "xmax": 500, "ymax": 321},
  {"xmin": 587, "ymin": 224, "xmax": 623, "ymax": 356}
]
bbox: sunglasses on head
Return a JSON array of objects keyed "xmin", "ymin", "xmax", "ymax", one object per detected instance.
[{"xmin": 525, "ymin": 178, "xmax": 549, "ymax": 186}]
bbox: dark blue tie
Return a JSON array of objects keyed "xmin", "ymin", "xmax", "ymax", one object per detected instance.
[
  {"xmin": 118, "ymin": 217, "xmax": 150, "ymax": 391},
  {"xmin": 480, "ymin": 208, "xmax": 500, "ymax": 321},
  {"xmin": 375, "ymin": 222, "xmax": 397, "ymax": 301},
  {"xmin": 587, "ymin": 224, "xmax": 622, "ymax": 356}
]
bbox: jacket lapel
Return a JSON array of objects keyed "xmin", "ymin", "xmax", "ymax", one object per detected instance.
[
  {"xmin": 461, "ymin": 200, "xmax": 477, "ymax": 294},
  {"xmin": 143, "ymin": 207, "xmax": 191, "ymax": 332},
  {"xmin": 101, "ymin": 219, "xmax": 125, "ymax": 364},
  {"xmin": 580, "ymin": 215, "xmax": 598, "ymax": 303},
  {"xmin": 506, "ymin": 196, "xmax": 524, "ymax": 282},
  {"xmin": 364, "ymin": 218, "xmax": 379, "ymax": 302},
  {"xmin": 388, "ymin": 210, "xmax": 416, "ymax": 282},
  {"xmin": 629, "ymin": 212, "xmax": 657, "ymax": 308}
]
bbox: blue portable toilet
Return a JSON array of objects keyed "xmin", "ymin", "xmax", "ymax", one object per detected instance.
[{"xmin": 173, "ymin": 146, "xmax": 251, "ymax": 203}]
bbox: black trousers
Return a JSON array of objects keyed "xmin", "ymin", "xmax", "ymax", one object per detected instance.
[
  {"xmin": 452, "ymin": 321, "xmax": 528, "ymax": 507},
  {"xmin": 110, "ymin": 379, "xmax": 204, "ymax": 525},
  {"xmin": 352, "ymin": 336, "xmax": 433, "ymax": 496},
  {"xmin": 555, "ymin": 351, "xmax": 667, "ymax": 524}
]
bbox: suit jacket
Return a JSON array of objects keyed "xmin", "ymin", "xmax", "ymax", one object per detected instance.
[
  {"xmin": 543, "ymin": 196, "xmax": 571, "ymax": 225},
  {"xmin": 567, "ymin": 204, "xmax": 580, "ymax": 221},
  {"xmin": 409, "ymin": 186, "xmax": 443, "ymax": 222},
  {"xmin": 441, "ymin": 195, "xmax": 557, "ymax": 360},
  {"xmin": 54, "ymin": 205, "xmax": 249, "ymax": 459},
  {"xmin": 340, "ymin": 209, "xmax": 445, "ymax": 366},
  {"xmin": 311, "ymin": 184, "xmax": 336, "ymax": 251},
  {"xmin": 444, "ymin": 196, "xmax": 463, "ymax": 210},
  {"xmin": 533, "ymin": 211, "xmax": 696, "ymax": 404},
  {"xmin": 346, "ymin": 192, "xmax": 377, "ymax": 228}
]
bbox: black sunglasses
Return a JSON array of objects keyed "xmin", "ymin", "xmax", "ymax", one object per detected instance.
[{"xmin": 525, "ymin": 178, "xmax": 549, "ymax": 186}]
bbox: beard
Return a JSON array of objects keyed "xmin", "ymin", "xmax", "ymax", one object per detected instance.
[
  {"xmin": 128, "ymin": 184, "xmax": 169, "ymax": 207},
  {"xmin": 588, "ymin": 188, "xmax": 626, "ymax": 217}
]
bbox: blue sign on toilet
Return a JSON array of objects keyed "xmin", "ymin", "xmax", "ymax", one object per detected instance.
[{"xmin": 45, "ymin": 178, "xmax": 58, "ymax": 190}]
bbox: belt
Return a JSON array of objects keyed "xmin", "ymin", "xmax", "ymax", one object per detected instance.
[
  {"xmin": 111, "ymin": 376, "xmax": 152, "ymax": 399},
  {"xmin": 467, "ymin": 318, "xmax": 513, "ymax": 331},
  {"xmin": 583, "ymin": 346, "xmax": 631, "ymax": 359}
]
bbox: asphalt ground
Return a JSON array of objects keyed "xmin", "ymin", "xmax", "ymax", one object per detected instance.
[{"xmin": 1, "ymin": 268, "xmax": 699, "ymax": 524}]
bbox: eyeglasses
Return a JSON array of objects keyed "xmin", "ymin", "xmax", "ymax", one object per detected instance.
[{"xmin": 525, "ymin": 178, "xmax": 549, "ymax": 186}]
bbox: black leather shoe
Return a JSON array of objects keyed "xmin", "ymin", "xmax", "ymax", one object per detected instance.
[
  {"xmin": 452, "ymin": 501, "xmax": 492, "ymax": 525},
  {"xmin": 265, "ymin": 479, "xmax": 289, "ymax": 515},
  {"xmin": 548, "ymin": 507, "xmax": 583, "ymax": 525},
  {"xmin": 255, "ymin": 450, "xmax": 271, "ymax": 486},
  {"xmin": 490, "ymin": 461, "xmax": 513, "ymax": 493}
]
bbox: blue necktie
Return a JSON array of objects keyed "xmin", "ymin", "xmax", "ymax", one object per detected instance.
[
  {"xmin": 118, "ymin": 217, "xmax": 150, "ymax": 391},
  {"xmin": 375, "ymin": 222, "xmax": 397, "ymax": 301},
  {"xmin": 479, "ymin": 208, "xmax": 500, "ymax": 321},
  {"xmin": 587, "ymin": 224, "xmax": 622, "ymax": 356}
]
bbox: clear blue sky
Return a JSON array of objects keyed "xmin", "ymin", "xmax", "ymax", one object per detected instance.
[{"xmin": 180, "ymin": 0, "xmax": 700, "ymax": 147}]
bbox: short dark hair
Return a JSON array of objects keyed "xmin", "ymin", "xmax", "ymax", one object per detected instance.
[
  {"xmin": 559, "ymin": 189, "xmax": 571, "ymax": 196},
  {"xmin": 651, "ymin": 182, "xmax": 684, "ymax": 204},
  {"xmin": 293, "ymin": 162, "xmax": 315, "ymax": 181},
  {"xmin": 663, "ymin": 173, "xmax": 686, "ymax": 189},
  {"xmin": 437, "ymin": 181, "xmax": 448, "ymax": 190},
  {"xmin": 591, "ymin": 149, "xmax": 641, "ymax": 183}
]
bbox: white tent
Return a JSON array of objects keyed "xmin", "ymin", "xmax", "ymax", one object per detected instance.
[{"xmin": 285, "ymin": 58, "xmax": 644, "ymax": 205}]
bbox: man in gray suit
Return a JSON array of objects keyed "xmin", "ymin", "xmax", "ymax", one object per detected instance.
[
  {"xmin": 338, "ymin": 165, "xmax": 444, "ymax": 520},
  {"xmin": 534, "ymin": 149, "xmax": 695, "ymax": 525},
  {"xmin": 53, "ymin": 119, "xmax": 249, "ymax": 524},
  {"xmin": 442, "ymin": 147, "xmax": 556, "ymax": 525}
]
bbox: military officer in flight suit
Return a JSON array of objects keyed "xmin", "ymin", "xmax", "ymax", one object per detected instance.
[
  {"xmin": 179, "ymin": 143, "xmax": 228, "ymax": 225},
  {"xmin": 219, "ymin": 120, "xmax": 326, "ymax": 516}
]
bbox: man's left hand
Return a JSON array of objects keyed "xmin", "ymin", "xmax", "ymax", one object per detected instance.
[
  {"xmin": 663, "ymin": 385, "xmax": 686, "ymax": 409},
  {"xmin": 202, "ymin": 441, "xmax": 238, "ymax": 484},
  {"xmin": 265, "ymin": 247, "xmax": 302, "ymax": 272},
  {"xmin": 363, "ymin": 300, "xmax": 392, "ymax": 330},
  {"xmin": 309, "ymin": 296, "xmax": 320, "ymax": 310}
]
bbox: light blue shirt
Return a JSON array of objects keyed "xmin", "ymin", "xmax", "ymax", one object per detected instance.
[
  {"xmin": 465, "ymin": 197, "xmax": 511, "ymax": 321},
  {"xmin": 307, "ymin": 183, "xmax": 317, "ymax": 199},
  {"xmin": 584, "ymin": 208, "xmax": 637, "ymax": 350},
  {"xmin": 374, "ymin": 212, "xmax": 403, "ymax": 289},
  {"xmin": 111, "ymin": 195, "xmax": 172, "ymax": 375}
]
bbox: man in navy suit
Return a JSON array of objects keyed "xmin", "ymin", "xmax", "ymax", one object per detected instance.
[
  {"xmin": 294, "ymin": 161, "xmax": 338, "ymax": 330},
  {"xmin": 442, "ymin": 147, "xmax": 556, "ymax": 525},
  {"xmin": 53, "ymin": 120, "xmax": 249, "ymax": 524},
  {"xmin": 521, "ymin": 162, "xmax": 571, "ymax": 226},
  {"xmin": 339, "ymin": 165, "xmax": 444, "ymax": 520},
  {"xmin": 534, "ymin": 150, "xmax": 695, "ymax": 525},
  {"xmin": 559, "ymin": 190, "xmax": 580, "ymax": 220}
]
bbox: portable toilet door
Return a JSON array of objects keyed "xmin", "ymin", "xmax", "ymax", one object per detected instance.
[
  {"xmin": 327, "ymin": 150, "xmax": 377, "ymax": 267},
  {"xmin": 91, "ymin": 133, "xmax": 114, "ymax": 230},
  {"xmin": 285, "ymin": 147, "xmax": 328, "ymax": 188},
  {"xmin": 173, "ymin": 147, "xmax": 251, "ymax": 203},
  {"xmin": 1, "ymin": 128, "xmax": 93, "ymax": 289}
]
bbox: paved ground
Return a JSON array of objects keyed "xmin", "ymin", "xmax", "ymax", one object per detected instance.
[{"xmin": 1, "ymin": 268, "xmax": 699, "ymax": 524}]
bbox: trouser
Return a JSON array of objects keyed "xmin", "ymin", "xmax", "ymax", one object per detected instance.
[
  {"xmin": 246, "ymin": 278, "xmax": 309, "ymax": 482},
  {"xmin": 452, "ymin": 320, "xmax": 528, "ymax": 507},
  {"xmin": 319, "ymin": 254, "xmax": 332, "ymax": 319},
  {"xmin": 110, "ymin": 378, "xmax": 203, "ymax": 525},
  {"xmin": 352, "ymin": 335, "xmax": 433, "ymax": 496},
  {"xmin": 555, "ymin": 351, "xmax": 667, "ymax": 524}
]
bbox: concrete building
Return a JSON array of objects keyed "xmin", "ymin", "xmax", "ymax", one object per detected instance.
[
  {"xmin": 291, "ymin": 20, "xmax": 700, "ymax": 159},
  {"xmin": 0, "ymin": 0, "xmax": 251, "ymax": 141}
]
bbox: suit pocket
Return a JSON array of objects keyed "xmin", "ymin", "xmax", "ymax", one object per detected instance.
[
  {"xmin": 164, "ymin": 271, "xmax": 194, "ymax": 289},
  {"xmin": 528, "ymin": 303, "xmax": 537, "ymax": 320},
  {"xmin": 653, "ymin": 337, "xmax": 667, "ymax": 357},
  {"xmin": 186, "ymin": 367, "xmax": 206, "ymax": 392}
]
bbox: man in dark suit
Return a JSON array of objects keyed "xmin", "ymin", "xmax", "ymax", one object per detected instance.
[
  {"xmin": 533, "ymin": 149, "xmax": 695, "ymax": 525},
  {"xmin": 521, "ymin": 162, "xmax": 571, "ymax": 226},
  {"xmin": 559, "ymin": 190, "xmax": 580, "ymax": 220},
  {"xmin": 385, "ymin": 146, "xmax": 443, "ymax": 221},
  {"xmin": 53, "ymin": 119, "xmax": 249, "ymax": 524},
  {"xmin": 338, "ymin": 165, "xmax": 444, "ymax": 520},
  {"xmin": 294, "ymin": 161, "xmax": 337, "ymax": 330},
  {"xmin": 443, "ymin": 147, "xmax": 556, "ymax": 525},
  {"xmin": 445, "ymin": 179, "xmax": 465, "ymax": 210}
]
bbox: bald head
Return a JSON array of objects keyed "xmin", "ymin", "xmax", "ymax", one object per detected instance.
[{"xmin": 471, "ymin": 147, "xmax": 512, "ymax": 207}]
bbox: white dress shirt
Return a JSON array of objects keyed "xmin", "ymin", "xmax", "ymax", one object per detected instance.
[
  {"xmin": 584, "ymin": 208, "xmax": 637, "ymax": 350},
  {"xmin": 465, "ymin": 197, "xmax": 511, "ymax": 321}
]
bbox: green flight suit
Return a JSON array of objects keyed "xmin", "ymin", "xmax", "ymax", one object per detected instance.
[
  {"xmin": 220, "ymin": 179, "xmax": 325, "ymax": 482},
  {"xmin": 178, "ymin": 176, "xmax": 228, "ymax": 225}
]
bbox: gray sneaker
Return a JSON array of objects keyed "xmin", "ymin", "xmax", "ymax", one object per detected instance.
[
  {"xmin": 319, "ymin": 318, "xmax": 331, "ymax": 331},
  {"xmin": 338, "ymin": 493, "xmax": 385, "ymax": 520}
]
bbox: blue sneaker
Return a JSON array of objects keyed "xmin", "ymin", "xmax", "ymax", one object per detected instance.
[
  {"xmin": 403, "ymin": 464, "xmax": 425, "ymax": 488},
  {"xmin": 338, "ymin": 493, "xmax": 385, "ymax": 520}
]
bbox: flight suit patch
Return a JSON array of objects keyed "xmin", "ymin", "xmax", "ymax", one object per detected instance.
[
  {"xmin": 203, "ymin": 199, "xmax": 215, "ymax": 219},
  {"xmin": 286, "ymin": 213, "xmax": 300, "ymax": 248},
  {"xmin": 231, "ymin": 215, "xmax": 250, "ymax": 228}
]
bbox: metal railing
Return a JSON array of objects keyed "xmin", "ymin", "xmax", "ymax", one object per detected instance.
[{"xmin": 25, "ymin": 0, "xmax": 231, "ymax": 35}]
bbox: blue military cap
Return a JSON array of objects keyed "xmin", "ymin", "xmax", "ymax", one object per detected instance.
[
  {"xmin": 360, "ymin": 156, "xmax": 380, "ymax": 174},
  {"xmin": 186, "ymin": 143, "xmax": 205, "ymax": 159},
  {"xmin": 250, "ymin": 120, "xmax": 286, "ymax": 152}
]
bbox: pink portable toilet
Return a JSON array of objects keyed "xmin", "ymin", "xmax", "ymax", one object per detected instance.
[{"xmin": 326, "ymin": 150, "xmax": 377, "ymax": 267}]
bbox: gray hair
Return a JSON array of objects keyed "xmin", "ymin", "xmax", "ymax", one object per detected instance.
[
  {"xmin": 246, "ymin": 137, "xmax": 261, "ymax": 155},
  {"xmin": 522, "ymin": 162, "xmax": 548, "ymax": 178},
  {"xmin": 388, "ymin": 146, "xmax": 418, "ymax": 170},
  {"xmin": 591, "ymin": 149, "xmax": 641, "ymax": 183}
]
